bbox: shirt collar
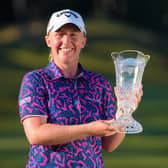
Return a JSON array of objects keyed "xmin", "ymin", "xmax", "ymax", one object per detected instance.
[{"xmin": 45, "ymin": 61, "xmax": 90, "ymax": 81}]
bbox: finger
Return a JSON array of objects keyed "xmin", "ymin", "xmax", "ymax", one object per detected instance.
[
  {"xmin": 117, "ymin": 126, "xmax": 126, "ymax": 133},
  {"xmin": 114, "ymin": 86, "xmax": 117, "ymax": 96},
  {"xmin": 103, "ymin": 120, "xmax": 114, "ymax": 125},
  {"xmin": 108, "ymin": 123, "xmax": 123, "ymax": 131},
  {"xmin": 136, "ymin": 90, "xmax": 143, "ymax": 103},
  {"xmin": 105, "ymin": 131, "xmax": 117, "ymax": 136},
  {"xmin": 141, "ymin": 84, "xmax": 143, "ymax": 89},
  {"xmin": 105, "ymin": 126, "xmax": 119, "ymax": 135},
  {"xmin": 140, "ymin": 85, "xmax": 143, "ymax": 97},
  {"xmin": 136, "ymin": 94, "xmax": 141, "ymax": 103},
  {"xmin": 112, "ymin": 124, "xmax": 125, "ymax": 133},
  {"xmin": 105, "ymin": 125, "xmax": 125, "ymax": 136}
]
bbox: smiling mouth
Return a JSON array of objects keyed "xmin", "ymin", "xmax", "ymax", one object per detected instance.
[{"xmin": 60, "ymin": 48, "xmax": 73, "ymax": 52}]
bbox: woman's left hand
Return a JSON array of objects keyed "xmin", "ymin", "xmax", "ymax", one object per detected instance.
[
  {"xmin": 114, "ymin": 85, "xmax": 143, "ymax": 119},
  {"xmin": 134, "ymin": 85, "xmax": 143, "ymax": 108}
]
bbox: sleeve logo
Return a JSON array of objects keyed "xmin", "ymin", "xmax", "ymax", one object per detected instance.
[{"xmin": 19, "ymin": 97, "xmax": 31, "ymax": 105}]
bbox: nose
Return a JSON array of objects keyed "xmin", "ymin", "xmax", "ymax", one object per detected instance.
[{"xmin": 62, "ymin": 35, "xmax": 71, "ymax": 45}]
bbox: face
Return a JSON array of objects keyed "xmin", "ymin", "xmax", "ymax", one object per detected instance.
[{"xmin": 45, "ymin": 23, "xmax": 87, "ymax": 67}]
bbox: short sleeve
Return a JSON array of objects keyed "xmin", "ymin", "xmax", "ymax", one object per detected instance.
[
  {"xmin": 102, "ymin": 79, "xmax": 116, "ymax": 120},
  {"xmin": 18, "ymin": 71, "xmax": 48, "ymax": 122}
]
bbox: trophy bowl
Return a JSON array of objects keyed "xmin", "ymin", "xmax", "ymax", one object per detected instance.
[{"xmin": 111, "ymin": 50, "xmax": 150, "ymax": 134}]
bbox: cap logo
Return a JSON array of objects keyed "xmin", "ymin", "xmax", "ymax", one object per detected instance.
[
  {"xmin": 56, "ymin": 11, "xmax": 78, "ymax": 18},
  {"xmin": 47, "ymin": 10, "xmax": 86, "ymax": 35}
]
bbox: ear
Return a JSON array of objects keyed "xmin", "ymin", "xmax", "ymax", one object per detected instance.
[
  {"xmin": 81, "ymin": 37, "xmax": 87, "ymax": 48},
  {"xmin": 45, "ymin": 35, "xmax": 51, "ymax": 48}
]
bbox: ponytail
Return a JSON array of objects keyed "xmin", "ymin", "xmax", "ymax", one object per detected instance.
[{"xmin": 48, "ymin": 52, "xmax": 54, "ymax": 62}]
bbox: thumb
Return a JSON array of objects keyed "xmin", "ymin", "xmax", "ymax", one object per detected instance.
[
  {"xmin": 103, "ymin": 119, "xmax": 114, "ymax": 125},
  {"xmin": 114, "ymin": 86, "xmax": 117, "ymax": 96}
]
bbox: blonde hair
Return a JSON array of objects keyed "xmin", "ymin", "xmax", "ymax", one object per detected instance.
[{"xmin": 48, "ymin": 52, "xmax": 54, "ymax": 62}]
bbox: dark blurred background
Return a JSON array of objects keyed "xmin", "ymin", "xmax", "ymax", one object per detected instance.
[
  {"xmin": 0, "ymin": 0, "xmax": 168, "ymax": 168},
  {"xmin": 1, "ymin": 0, "xmax": 168, "ymax": 31}
]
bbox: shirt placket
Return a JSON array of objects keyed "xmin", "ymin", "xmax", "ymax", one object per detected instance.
[{"xmin": 73, "ymin": 79, "xmax": 82, "ymax": 123}]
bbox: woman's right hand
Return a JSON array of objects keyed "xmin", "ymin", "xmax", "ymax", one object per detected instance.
[{"xmin": 86, "ymin": 120, "xmax": 123, "ymax": 137}]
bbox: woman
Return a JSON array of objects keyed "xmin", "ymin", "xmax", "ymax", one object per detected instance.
[{"xmin": 18, "ymin": 9, "xmax": 142, "ymax": 168}]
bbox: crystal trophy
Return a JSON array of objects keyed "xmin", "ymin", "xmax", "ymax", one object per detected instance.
[{"xmin": 111, "ymin": 50, "xmax": 150, "ymax": 134}]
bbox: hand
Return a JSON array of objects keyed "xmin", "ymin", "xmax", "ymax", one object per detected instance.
[
  {"xmin": 114, "ymin": 85, "xmax": 143, "ymax": 118},
  {"xmin": 135, "ymin": 85, "xmax": 143, "ymax": 105},
  {"xmin": 87, "ymin": 120, "xmax": 123, "ymax": 137},
  {"xmin": 132, "ymin": 85, "xmax": 143, "ymax": 110}
]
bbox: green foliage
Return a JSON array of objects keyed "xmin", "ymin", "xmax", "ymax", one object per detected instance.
[
  {"xmin": 104, "ymin": 135, "xmax": 168, "ymax": 168},
  {"xmin": 0, "ymin": 19, "xmax": 168, "ymax": 167}
]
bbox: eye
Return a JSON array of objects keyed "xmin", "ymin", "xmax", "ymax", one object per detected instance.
[
  {"xmin": 70, "ymin": 33, "xmax": 78, "ymax": 38},
  {"xmin": 55, "ymin": 33, "xmax": 63, "ymax": 38}
]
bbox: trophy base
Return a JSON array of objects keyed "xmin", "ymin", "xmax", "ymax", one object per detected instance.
[{"xmin": 112, "ymin": 115, "xmax": 143, "ymax": 134}]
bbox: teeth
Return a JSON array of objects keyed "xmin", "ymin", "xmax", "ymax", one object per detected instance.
[{"xmin": 61, "ymin": 48, "xmax": 72, "ymax": 52}]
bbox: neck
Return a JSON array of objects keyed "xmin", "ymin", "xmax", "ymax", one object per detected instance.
[{"xmin": 55, "ymin": 61, "xmax": 79, "ymax": 78}]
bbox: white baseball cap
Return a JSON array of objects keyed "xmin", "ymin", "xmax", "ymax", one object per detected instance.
[{"xmin": 46, "ymin": 9, "xmax": 86, "ymax": 35}]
